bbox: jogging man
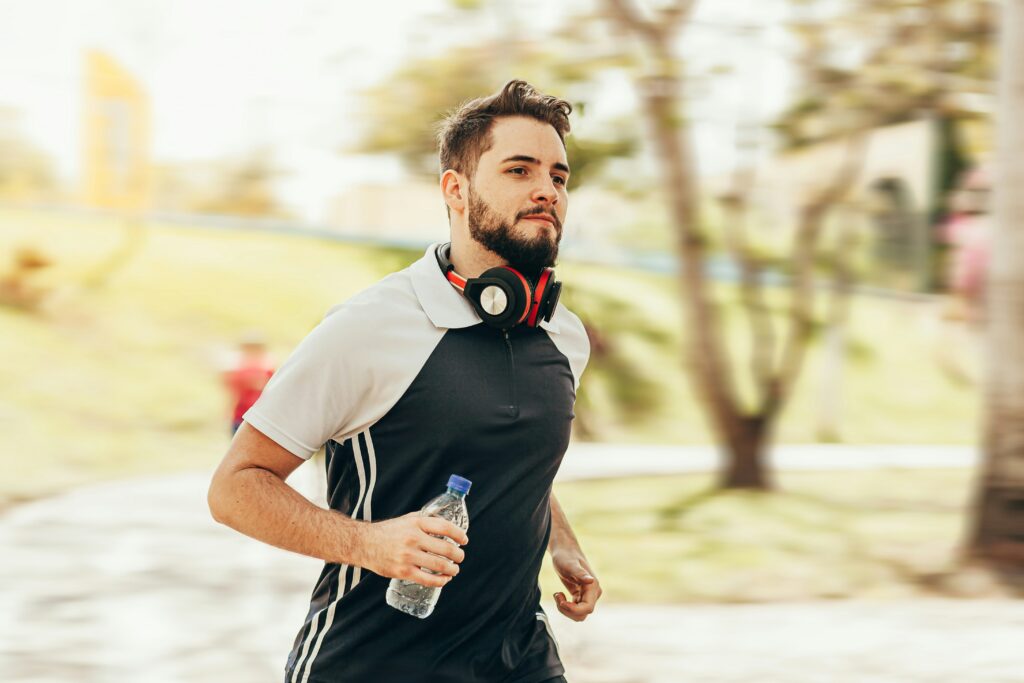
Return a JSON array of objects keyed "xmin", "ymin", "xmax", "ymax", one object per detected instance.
[{"xmin": 208, "ymin": 80, "xmax": 600, "ymax": 683}]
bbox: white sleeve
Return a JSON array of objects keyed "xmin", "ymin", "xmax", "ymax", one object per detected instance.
[
  {"xmin": 243, "ymin": 303, "xmax": 374, "ymax": 460},
  {"xmin": 548, "ymin": 304, "xmax": 591, "ymax": 393}
]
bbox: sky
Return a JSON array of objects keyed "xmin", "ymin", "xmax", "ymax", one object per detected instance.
[{"xmin": 0, "ymin": 0, "xmax": 795, "ymax": 222}]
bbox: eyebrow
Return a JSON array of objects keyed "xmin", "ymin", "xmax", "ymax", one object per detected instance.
[{"xmin": 501, "ymin": 155, "xmax": 571, "ymax": 175}]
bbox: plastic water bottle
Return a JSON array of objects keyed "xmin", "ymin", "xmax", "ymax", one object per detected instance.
[{"xmin": 385, "ymin": 474, "xmax": 471, "ymax": 618}]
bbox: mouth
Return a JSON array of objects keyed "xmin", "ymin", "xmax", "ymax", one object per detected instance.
[{"xmin": 521, "ymin": 214, "xmax": 557, "ymax": 227}]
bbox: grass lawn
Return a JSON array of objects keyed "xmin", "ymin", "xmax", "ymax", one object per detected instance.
[
  {"xmin": 540, "ymin": 468, "xmax": 981, "ymax": 603},
  {"xmin": 0, "ymin": 208, "xmax": 981, "ymax": 508}
]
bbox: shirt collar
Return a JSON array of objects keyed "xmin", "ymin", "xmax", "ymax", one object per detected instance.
[{"xmin": 410, "ymin": 243, "xmax": 561, "ymax": 334}]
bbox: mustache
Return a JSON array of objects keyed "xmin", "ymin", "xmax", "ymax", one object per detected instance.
[{"xmin": 516, "ymin": 206, "xmax": 562, "ymax": 231}]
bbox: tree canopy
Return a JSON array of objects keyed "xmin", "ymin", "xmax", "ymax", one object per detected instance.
[
  {"xmin": 777, "ymin": 0, "xmax": 995, "ymax": 149},
  {"xmin": 354, "ymin": 38, "xmax": 638, "ymax": 189}
]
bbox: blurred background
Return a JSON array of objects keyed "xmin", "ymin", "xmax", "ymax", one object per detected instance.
[{"xmin": 2, "ymin": 0, "xmax": 1020, "ymax": 681}]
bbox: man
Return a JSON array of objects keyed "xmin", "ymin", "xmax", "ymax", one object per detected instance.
[{"xmin": 208, "ymin": 80, "xmax": 600, "ymax": 683}]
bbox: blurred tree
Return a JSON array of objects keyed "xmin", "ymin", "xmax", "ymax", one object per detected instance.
[
  {"xmin": 0, "ymin": 108, "xmax": 57, "ymax": 202},
  {"xmin": 354, "ymin": 40, "xmax": 638, "ymax": 189},
  {"xmin": 777, "ymin": 0, "xmax": 995, "ymax": 150},
  {"xmin": 967, "ymin": 0, "xmax": 1024, "ymax": 568},
  {"xmin": 779, "ymin": 0, "xmax": 996, "ymax": 290},
  {"xmin": 194, "ymin": 150, "xmax": 289, "ymax": 217},
  {"xmin": 603, "ymin": 0, "xmax": 863, "ymax": 489}
]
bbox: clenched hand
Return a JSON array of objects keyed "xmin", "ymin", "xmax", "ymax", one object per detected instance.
[
  {"xmin": 358, "ymin": 512, "xmax": 468, "ymax": 588},
  {"xmin": 551, "ymin": 551, "xmax": 602, "ymax": 621}
]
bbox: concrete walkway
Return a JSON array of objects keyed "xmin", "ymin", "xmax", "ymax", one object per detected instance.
[
  {"xmin": 3, "ymin": 444, "xmax": 1019, "ymax": 683},
  {"xmin": 555, "ymin": 443, "xmax": 976, "ymax": 481}
]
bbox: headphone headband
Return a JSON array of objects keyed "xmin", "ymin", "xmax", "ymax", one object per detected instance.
[{"xmin": 435, "ymin": 242, "xmax": 467, "ymax": 291}]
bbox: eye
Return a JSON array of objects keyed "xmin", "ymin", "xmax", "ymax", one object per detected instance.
[
  {"xmin": 552, "ymin": 175, "xmax": 567, "ymax": 186},
  {"xmin": 507, "ymin": 167, "xmax": 527, "ymax": 176}
]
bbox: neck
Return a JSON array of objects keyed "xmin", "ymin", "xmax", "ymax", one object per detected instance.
[{"xmin": 448, "ymin": 231, "xmax": 505, "ymax": 279}]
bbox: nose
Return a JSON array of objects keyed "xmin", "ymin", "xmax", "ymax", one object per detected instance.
[{"xmin": 530, "ymin": 177, "xmax": 560, "ymax": 207}]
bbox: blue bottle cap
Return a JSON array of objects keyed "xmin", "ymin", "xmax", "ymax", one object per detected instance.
[{"xmin": 447, "ymin": 474, "xmax": 472, "ymax": 494}]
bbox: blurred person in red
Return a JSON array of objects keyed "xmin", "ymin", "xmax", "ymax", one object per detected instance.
[
  {"xmin": 935, "ymin": 165, "xmax": 991, "ymax": 383},
  {"xmin": 943, "ymin": 165, "xmax": 992, "ymax": 325},
  {"xmin": 223, "ymin": 331, "xmax": 275, "ymax": 434}
]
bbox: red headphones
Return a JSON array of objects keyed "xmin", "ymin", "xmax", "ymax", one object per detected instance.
[{"xmin": 435, "ymin": 243, "xmax": 561, "ymax": 330}]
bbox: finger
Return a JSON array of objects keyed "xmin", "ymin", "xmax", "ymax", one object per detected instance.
[
  {"xmin": 556, "ymin": 599, "xmax": 592, "ymax": 621},
  {"xmin": 578, "ymin": 580, "xmax": 601, "ymax": 608},
  {"xmin": 556, "ymin": 591, "xmax": 593, "ymax": 613},
  {"xmin": 570, "ymin": 561, "xmax": 596, "ymax": 583},
  {"xmin": 420, "ymin": 536, "xmax": 466, "ymax": 564},
  {"xmin": 419, "ymin": 517, "xmax": 469, "ymax": 545},
  {"xmin": 553, "ymin": 592, "xmax": 591, "ymax": 621},
  {"xmin": 405, "ymin": 568, "xmax": 453, "ymax": 588},
  {"xmin": 557, "ymin": 578, "xmax": 579, "ymax": 599},
  {"xmin": 419, "ymin": 517, "xmax": 468, "ymax": 545},
  {"xmin": 414, "ymin": 551, "xmax": 460, "ymax": 577},
  {"xmin": 559, "ymin": 583, "xmax": 599, "ymax": 615},
  {"xmin": 556, "ymin": 576, "xmax": 586, "ymax": 601},
  {"xmin": 555, "ymin": 561, "xmax": 594, "ymax": 584}
]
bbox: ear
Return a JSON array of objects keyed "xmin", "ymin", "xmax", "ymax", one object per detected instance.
[{"xmin": 441, "ymin": 169, "xmax": 467, "ymax": 214}]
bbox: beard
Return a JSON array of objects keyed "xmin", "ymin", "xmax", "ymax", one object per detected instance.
[{"xmin": 467, "ymin": 186, "xmax": 561, "ymax": 280}]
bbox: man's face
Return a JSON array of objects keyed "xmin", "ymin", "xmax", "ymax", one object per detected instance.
[{"xmin": 466, "ymin": 116, "xmax": 570, "ymax": 279}]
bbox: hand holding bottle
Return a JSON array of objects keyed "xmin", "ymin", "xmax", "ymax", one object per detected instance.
[{"xmin": 359, "ymin": 512, "xmax": 468, "ymax": 588}]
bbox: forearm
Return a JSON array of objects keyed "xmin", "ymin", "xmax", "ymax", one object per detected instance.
[
  {"xmin": 548, "ymin": 491, "xmax": 602, "ymax": 619},
  {"xmin": 548, "ymin": 492, "xmax": 583, "ymax": 555},
  {"xmin": 210, "ymin": 465, "xmax": 367, "ymax": 567}
]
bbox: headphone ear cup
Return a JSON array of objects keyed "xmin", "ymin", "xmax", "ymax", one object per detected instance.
[
  {"xmin": 463, "ymin": 267, "xmax": 532, "ymax": 329},
  {"xmin": 527, "ymin": 268, "xmax": 552, "ymax": 327},
  {"xmin": 543, "ymin": 280, "xmax": 562, "ymax": 322},
  {"xmin": 496, "ymin": 266, "xmax": 533, "ymax": 325},
  {"xmin": 527, "ymin": 269, "xmax": 561, "ymax": 326}
]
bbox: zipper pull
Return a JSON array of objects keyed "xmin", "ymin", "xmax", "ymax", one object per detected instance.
[{"xmin": 501, "ymin": 328, "xmax": 518, "ymax": 419}]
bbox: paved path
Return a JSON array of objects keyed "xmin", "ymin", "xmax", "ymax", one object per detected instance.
[
  {"xmin": 4, "ymin": 445, "xmax": 1020, "ymax": 683},
  {"xmin": 555, "ymin": 443, "xmax": 976, "ymax": 481}
]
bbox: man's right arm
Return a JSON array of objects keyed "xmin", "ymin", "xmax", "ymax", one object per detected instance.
[{"xmin": 207, "ymin": 422, "xmax": 467, "ymax": 587}]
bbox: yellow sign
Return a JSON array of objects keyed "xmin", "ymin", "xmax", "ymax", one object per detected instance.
[{"xmin": 82, "ymin": 50, "xmax": 150, "ymax": 210}]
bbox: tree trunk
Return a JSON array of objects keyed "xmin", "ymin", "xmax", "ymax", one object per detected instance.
[
  {"xmin": 635, "ymin": 73, "xmax": 750, "ymax": 487},
  {"xmin": 966, "ymin": 0, "xmax": 1024, "ymax": 565},
  {"xmin": 719, "ymin": 417, "xmax": 772, "ymax": 490},
  {"xmin": 602, "ymin": 0, "xmax": 853, "ymax": 492}
]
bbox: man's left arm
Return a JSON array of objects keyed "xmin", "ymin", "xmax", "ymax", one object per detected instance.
[{"xmin": 548, "ymin": 492, "xmax": 602, "ymax": 621}]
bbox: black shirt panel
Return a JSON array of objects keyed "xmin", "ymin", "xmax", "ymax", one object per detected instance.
[{"xmin": 288, "ymin": 323, "xmax": 574, "ymax": 683}]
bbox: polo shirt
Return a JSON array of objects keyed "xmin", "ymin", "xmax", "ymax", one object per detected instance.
[{"xmin": 244, "ymin": 243, "xmax": 590, "ymax": 683}]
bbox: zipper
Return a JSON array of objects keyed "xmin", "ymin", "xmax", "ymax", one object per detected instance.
[{"xmin": 502, "ymin": 329, "xmax": 519, "ymax": 419}]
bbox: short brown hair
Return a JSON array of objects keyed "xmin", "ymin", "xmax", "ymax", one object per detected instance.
[{"xmin": 437, "ymin": 80, "xmax": 572, "ymax": 180}]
